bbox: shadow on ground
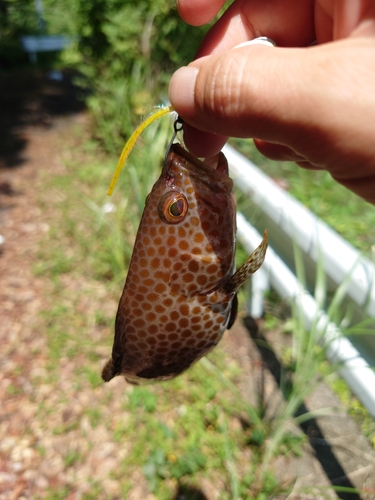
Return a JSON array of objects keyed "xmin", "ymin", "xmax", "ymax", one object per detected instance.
[
  {"xmin": 0, "ymin": 68, "xmax": 86, "ymax": 170},
  {"xmin": 244, "ymin": 316, "xmax": 362, "ymax": 500},
  {"xmin": 172, "ymin": 483, "xmax": 209, "ymax": 500}
]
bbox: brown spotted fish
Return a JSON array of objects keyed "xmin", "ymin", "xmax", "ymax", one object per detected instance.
[{"xmin": 102, "ymin": 143, "xmax": 267, "ymax": 384}]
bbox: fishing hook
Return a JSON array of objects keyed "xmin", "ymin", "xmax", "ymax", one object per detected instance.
[{"xmin": 164, "ymin": 116, "xmax": 184, "ymax": 176}]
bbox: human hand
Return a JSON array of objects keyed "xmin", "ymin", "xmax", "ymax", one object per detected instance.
[{"xmin": 168, "ymin": 0, "xmax": 375, "ymax": 203}]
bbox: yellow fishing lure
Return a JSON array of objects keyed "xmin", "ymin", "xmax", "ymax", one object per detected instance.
[{"xmin": 107, "ymin": 104, "xmax": 174, "ymax": 196}]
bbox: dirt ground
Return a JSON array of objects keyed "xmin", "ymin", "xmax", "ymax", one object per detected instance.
[{"xmin": 1, "ymin": 69, "xmax": 375, "ymax": 500}]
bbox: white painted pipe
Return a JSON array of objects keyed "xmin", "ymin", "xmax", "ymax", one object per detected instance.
[
  {"xmin": 224, "ymin": 144, "xmax": 375, "ymax": 317},
  {"xmin": 236, "ymin": 213, "xmax": 375, "ymax": 417},
  {"xmin": 248, "ymin": 267, "xmax": 270, "ymax": 318}
]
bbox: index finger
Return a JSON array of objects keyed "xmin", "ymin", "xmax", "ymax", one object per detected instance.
[
  {"xmin": 179, "ymin": 0, "xmax": 316, "ymax": 57},
  {"xmin": 177, "ymin": 0, "xmax": 227, "ymax": 26}
]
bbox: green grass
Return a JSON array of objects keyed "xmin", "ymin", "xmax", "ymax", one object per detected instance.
[
  {"xmin": 32, "ymin": 119, "xmax": 278, "ymax": 497},
  {"xmin": 31, "ymin": 113, "xmax": 375, "ymax": 499},
  {"xmin": 34, "ymin": 118, "xmax": 289, "ymax": 498}
]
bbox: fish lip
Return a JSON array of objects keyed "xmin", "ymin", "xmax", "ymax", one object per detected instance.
[{"xmin": 166, "ymin": 143, "xmax": 233, "ymax": 194}]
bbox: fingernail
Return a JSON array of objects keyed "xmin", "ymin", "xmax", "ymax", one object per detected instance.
[
  {"xmin": 169, "ymin": 66, "xmax": 199, "ymax": 117},
  {"xmin": 234, "ymin": 37, "xmax": 276, "ymax": 49}
]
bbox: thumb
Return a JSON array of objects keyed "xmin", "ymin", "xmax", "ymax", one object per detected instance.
[{"xmin": 169, "ymin": 43, "xmax": 339, "ymax": 158}]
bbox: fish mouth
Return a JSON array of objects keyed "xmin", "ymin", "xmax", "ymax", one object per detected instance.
[{"xmin": 167, "ymin": 143, "xmax": 233, "ymax": 194}]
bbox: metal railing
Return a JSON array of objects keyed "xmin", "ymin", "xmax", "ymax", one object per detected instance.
[{"xmin": 223, "ymin": 144, "xmax": 375, "ymax": 417}]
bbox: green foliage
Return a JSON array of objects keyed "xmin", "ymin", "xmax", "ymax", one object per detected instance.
[
  {"xmin": 67, "ymin": 0, "xmax": 208, "ymax": 151},
  {"xmin": 232, "ymin": 138, "xmax": 375, "ymax": 255},
  {"xmin": 0, "ymin": 0, "xmax": 38, "ymax": 66},
  {"xmin": 35, "ymin": 125, "xmax": 288, "ymax": 497},
  {"xmin": 74, "ymin": 0, "xmax": 204, "ymax": 75},
  {"xmin": 129, "ymin": 387, "xmax": 157, "ymax": 413},
  {"xmin": 0, "ymin": 0, "xmax": 79, "ymax": 67}
]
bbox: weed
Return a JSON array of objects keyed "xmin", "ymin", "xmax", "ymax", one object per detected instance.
[
  {"xmin": 44, "ymin": 487, "xmax": 70, "ymax": 500},
  {"xmin": 85, "ymin": 407, "xmax": 102, "ymax": 428},
  {"xmin": 63, "ymin": 449, "xmax": 83, "ymax": 468}
]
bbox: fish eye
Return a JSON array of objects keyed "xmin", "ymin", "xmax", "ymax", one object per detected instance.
[{"xmin": 158, "ymin": 192, "xmax": 188, "ymax": 224}]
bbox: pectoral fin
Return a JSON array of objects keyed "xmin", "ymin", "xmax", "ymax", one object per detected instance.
[{"xmin": 224, "ymin": 230, "xmax": 268, "ymax": 294}]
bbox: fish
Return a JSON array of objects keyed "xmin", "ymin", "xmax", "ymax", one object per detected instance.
[{"xmin": 102, "ymin": 143, "xmax": 268, "ymax": 384}]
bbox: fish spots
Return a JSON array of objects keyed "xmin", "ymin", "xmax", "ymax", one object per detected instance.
[
  {"xmin": 151, "ymin": 257, "xmax": 160, "ymax": 268},
  {"xmin": 180, "ymin": 304, "xmax": 189, "ymax": 316},
  {"xmin": 155, "ymin": 271, "xmax": 169, "ymax": 281},
  {"xmin": 207, "ymin": 264, "xmax": 218, "ymax": 275},
  {"xmin": 147, "ymin": 292, "xmax": 159, "ymax": 303},
  {"xmin": 166, "ymin": 322, "xmax": 176, "ymax": 333},
  {"xmin": 140, "ymin": 269, "xmax": 150, "ymax": 279},
  {"xmin": 179, "ymin": 240, "xmax": 189, "ymax": 251},
  {"xmin": 163, "ymin": 258, "xmax": 172, "ymax": 267},
  {"xmin": 197, "ymin": 274, "xmax": 208, "ymax": 286},
  {"xmin": 186, "ymin": 283, "xmax": 197, "ymax": 295},
  {"xmin": 178, "ymin": 317, "xmax": 189, "ymax": 328},
  {"xmin": 178, "ymin": 227, "xmax": 187, "ymax": 238},
  {"xmin": 168, "ymin": 248, "xmax": 178, "ymax": 258},
  {"xmin": 146, "ymin": 312, "xmax": 157, "ymax": 322},
  {"xmin": 134, "ymin": 318, "xmax": 146, "ymax": 328},
  {"xmin": 148, "ymin": 324, "xmax": 158, "ymax": 334},
  {"xmin": 129, "ymin": 264, "xmax": 138, "ymax": 274},
  {"xmin": 155, "ymin": 282, "xmax": 167, "ymax": 294},
  {"xmin": 188, "ymin": 260, "xmax": 199, "ymax": 273},
  {"xmin": 139, "ymin": 257, "xmax": 148, "ymax": 267},
  {"xmin": 194, "ymin": 232, "xmax": 204, "ymax": 243},
  {"xmin": 147, "ymin": 247, "xmax": 155, "ymax": 257},
  {"xmin": 104, "ymin": 145, "xmax": 250, "ymax": 383},
  {"xmin": 155, "ymin": 304, "xmax": 165, "ymax": 313},
  {"xmin": 170, "ymin": 310, "xmax": 180, "ymax": 321}
]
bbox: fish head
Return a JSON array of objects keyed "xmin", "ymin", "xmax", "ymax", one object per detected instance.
[{"xmin": 155, "ymin": 143, "xmax": 236, "ymax": 295}]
